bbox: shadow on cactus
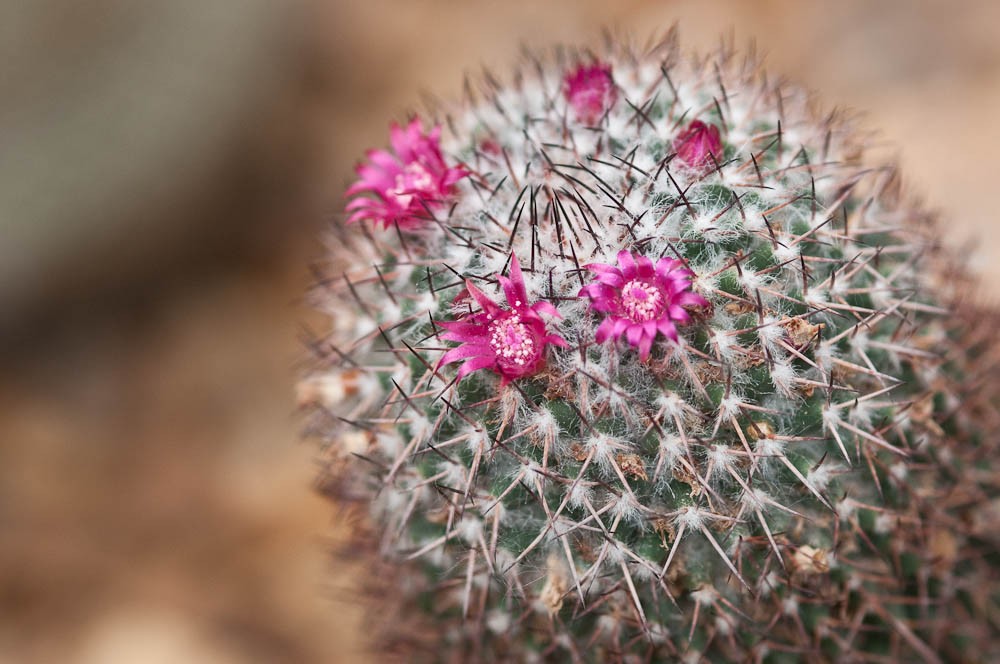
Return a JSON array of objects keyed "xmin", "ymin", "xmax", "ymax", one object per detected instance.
[{"xmin": 302, "ymin": 30, "xmax": 1000, "ymax": 663}]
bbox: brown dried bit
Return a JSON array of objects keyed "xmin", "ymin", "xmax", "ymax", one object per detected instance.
[
  {"xmin": 339, "ymin": 430, "xmax": 373, "ymax": 457},
  {"xmin": 929, "ymin": 530, "xmax": 958, "ymax": 573},
  {"xmin": 724, "ymin": 301, "xmax": 756, "ymax": 316},
  {"xmin": 543, "ymin": 374, "xmax": 575, "ymax": 401},
  {"xmin": 789, "ymin": 517, "xmax": 809, "ymax": 541},
  {"xmin": 423, "ymin": 507, "xmax": 451, "ymax": 525},
  {"xmin": 781, "ymin": 317, "xmax": 825, "ymax": 348},
  {"xmin": 710, "ymin": 514, "xmax": 735, "ymax": 532},
  {"xmin": 830, "ymin": 362, "xmax": 854, "ymax": 383},
  {"xmin": 685, "ymin": 298, "xmax": 714, "ymax": 321},
  {"xmin": 574, "ymin": 536, "xmax": 598, "ymax": 564},
  {"xmin": 737, "ymin": 349, "xmax": 766, "ymax": 369},
  {"xmin": 568, "ymin": 443, "xmax": 590, "ymax": 463},
  {"xmin": 673, "ymin": 463, "xmax": 702, "ymax": 497},
  {"xmin": 910, "ymin": 333, "xmax": 941, "ymax": 353},
  {"xmin": 663, "ymin": 557, "xmax": 688, "ymax": 595},
  {"xmin": 970, "ymin": 497, "xmax": 1000, "ymax": 537},
  {"xmin": 295, "ymin": 368, "xmax": 363, "ymax": 407},
  {"xmin": 539, "ymin": 553, "xmax": 570, "ymax": 615},
  {"xmin": 652, "ymin": 517, "xmax": 676, "ymax": 544},
  {"xmin": 649, "ymin": 350, "xmax": 684, "ymax": 381},
  {"xmin": 797, "ymin": 382, "xmax": 816, "ymax": 399},
  {"xmin": 616, "ymin": 453, "xmax": 649, "ymax": 481},
  {"xmin": 746, "ymin": 420, "xmax": 775, "ymax": 442},
  {"xmin": 342, "ymin": 368, "xmax": 363, "ymax": 393},
  {"xmin": 695, "ymin": 361, "xmax": 725, "ymax": 384},
  {"xmin": 910, "ymin": 393, "xmax": 945, "ymax": 436},
  {"xmin": 791, "ymin": 545, "xmax": 830, "ymax": 576}
]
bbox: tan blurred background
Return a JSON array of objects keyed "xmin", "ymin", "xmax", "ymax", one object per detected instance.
[{"xmin": 1, "ymin": 1, "xmax": 998, "ymax": 661}]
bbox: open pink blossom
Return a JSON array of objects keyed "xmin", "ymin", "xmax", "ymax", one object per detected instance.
[
  {"xmin": 563, "ymin": 63, "xmax": 617, "ymax": 124},
  {"xmin": 673, "ymin": 120, "xmax": 722, "ymax": 172},
  {"xmin": 579, "ymin": 250, "xmax": 708, "ymax": 361},
  {"xmin": 439, "ymin": 256, "xmax": 566, "ymax": 384},
  {"xmin": 346, "ymin": 118, "xmax": 467, "ymax": 229}
]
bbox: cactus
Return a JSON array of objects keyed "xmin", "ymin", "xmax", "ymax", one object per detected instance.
[{"xmin": 303, "ymin": 31, "xmax": 1000, "ymax": 662}]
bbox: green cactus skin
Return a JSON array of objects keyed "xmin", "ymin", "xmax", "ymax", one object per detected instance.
[{"xmin": 304, "ymin": 31, "xmax": 1000, "ymax": 663}]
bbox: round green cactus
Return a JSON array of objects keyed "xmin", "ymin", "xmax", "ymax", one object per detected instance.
[{"xmin": 304, "ymin": 32, "xmax": 1000, "ymax": 662}]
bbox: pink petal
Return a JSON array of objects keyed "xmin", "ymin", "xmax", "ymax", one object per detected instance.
[
  {"xmin": 616, "ymin": 250, "xmax": 636, "ymax": 277},
  {"xmin": 368, "ymin": 149, "xmax": 401, "ymax": 172},
  {"xmin": 595, "ymin": 317, "xmax": 615, "ymax": 343},
  {"xmin": 440, "ymin": 344, "xmax": 491, "ymax": 366},
  {"xmin": 625, "ymin": 324, "xmax": 644, "ymax": 348},
  {"xmin": 611, "ymin": 318, "xmax": 631, "ymax": 339},
  {"xmin": 658, "ymin": 319, "xmax": 679, "ymax": 342},
  {"xmin": 638, "ymin": 334, "xmax": 654, "ymax": 361},
  {"xmin": 595, "ymin": 271, "xmax": 625, "ymax": 288},
  {"xmin": 442, "ymin": 168, "xmax": 468, "ymax": 188},
  {"xmin": 655, "ymin": 257, "xmax": 682, "ymax": 276},
  {"xmin": 389, "ymin": 122, "xmax": 410, "ymax": 160},
  {"xmin": 668, "ymin": 304, "xmax": 690, "ymax": 322},
  {"xmin": 531, "ymin": 301, "xmax": 561, "ymax": 319},
  {"xmin": 634, "ymin": 254, "xmax": 655, "ymax": 278},
  {"xmin": 456, "ymin": 355, "xmax": 499, "ymax": 379},
  {"xmin": 465, "ymin": 280, "xmax": 502, "ymax": 317},
  {"xmin": 679, "ymin": 291, "xmax": 709, "ymax": 307},
  {"xmin": 499, "ymin": 254, "xmax": 529, "ymax": 307},
  {"xmin": 438, "ymin": 321, "xmax": 488, "ymax": 341},
  {"xmin": 546, "ymin": 334, "xmax": 569, "ymax": 348}
]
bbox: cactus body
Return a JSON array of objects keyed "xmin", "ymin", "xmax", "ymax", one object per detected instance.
[{"xmin": 305, "ymin": 33, "xmax": 1000, "ymax": 662}]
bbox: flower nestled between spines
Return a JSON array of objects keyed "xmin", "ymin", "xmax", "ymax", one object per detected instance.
[
  {"xmin": 579, "ymin": 250, "xmax": 708, "ymax": 361},
  {"xmin": 439, "ymin": 255, "xmax": 567, "ymax": 384},
  {"xmin": 346, "ymin": 118, "xmax": 467, "ymax": 229},
  {"xmin": 563, "ymin": 62, "xmax": 618, "ymax": 125},
  {"xmin": 673, "ymin": 119, "xmax": 723, "ymax": 173}
]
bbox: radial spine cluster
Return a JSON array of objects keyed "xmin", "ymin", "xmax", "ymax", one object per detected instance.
[{"xmin": 305, "ymin": 32, "xmax": 1000, "ymax": 663}]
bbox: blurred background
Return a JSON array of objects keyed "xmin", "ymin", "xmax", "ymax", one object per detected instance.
[{"xmin": 1, "ymin": 1, "xmax": 998, "ymax": 661}]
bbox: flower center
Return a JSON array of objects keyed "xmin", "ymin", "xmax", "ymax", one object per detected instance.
[
  {"xmin": 387, "ymin": 163, "xmax": 434, "ymax": 207},
  {"xmin": 619, "ymin": 279, "xmax": 666, "ymax": 322},
  {"xmin": 488, "ymin": 312, "xmax": 538, "ymax": 369}
]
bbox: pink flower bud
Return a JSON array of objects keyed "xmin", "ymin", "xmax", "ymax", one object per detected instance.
[
  {"xmin": 673, "ymin": 120, "xmax": 722, "ymax": 172},
  {"xmin": 563, "ymin": 63, "xmax": 617, "ymax": 125}
]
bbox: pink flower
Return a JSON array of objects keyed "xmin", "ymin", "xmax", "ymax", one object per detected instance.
[
  {"xmin": 673, "ymin": 120, "xmax": 722, "ymax": 172},
  {"xmin": 439, "ymin": 256, "xmax": 567, "ymax": 384},
  {"xmin": 346, "ymin": 118, "xmax": 467, "ymax": 230},
  {"xmin": 563, "ymin": 63, "xmax": 617, "ymax": 124},
  {"xmin": 579, "ymin": 250, "xmax": 708, "ymax": 361}
]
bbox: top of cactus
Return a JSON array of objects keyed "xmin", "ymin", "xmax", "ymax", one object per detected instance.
[{"xmin": 312, "ymin": 31, "xmax": 999, "ymax": 663}]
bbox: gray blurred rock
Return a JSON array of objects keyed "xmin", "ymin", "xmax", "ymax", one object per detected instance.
[{"xmin": 0, "ymin": 1, "xmax": 294, "ymax": 331}]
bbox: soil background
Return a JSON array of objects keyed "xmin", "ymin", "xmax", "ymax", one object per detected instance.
[{"xmin": 2, "ymin": 2, "xmax": 998, "ymax": 661}]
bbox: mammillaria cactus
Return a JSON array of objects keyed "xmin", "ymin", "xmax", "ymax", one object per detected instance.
[{"xmin": 303, "ymin": 31, "xmax": 1000, "ymax": 662}]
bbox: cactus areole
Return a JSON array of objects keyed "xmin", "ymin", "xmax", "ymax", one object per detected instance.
[{"xmin": 305, "ymin": 32, "xmax": 1000, "ymax": 662}]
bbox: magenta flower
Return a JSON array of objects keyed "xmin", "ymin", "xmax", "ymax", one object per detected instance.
[
  {"xmin": 673, "ymin": 120, "xmax": 722, "ymax": 173},
  {"xmin": 563, "ymin": 63, "xmax": 617, "ymax": 124},
  {"xmin": 439, "ymin": 256, "xmax": 567, "ymax": 384},
  {"xmin": 346, "ymin": 118, "xmax": 467, "ymax": 230},
  {"xmin": 579, "ymin": 250, "xmax": 708, "ymax": 361}
]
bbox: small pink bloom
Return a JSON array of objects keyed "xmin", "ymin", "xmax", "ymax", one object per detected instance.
[
  {"xmin": 346, "ymin": 118, "xmax": 467, "ymax": 229},
  {"xmin": 579, "ymin": 250, "xmax": 708, "ymax": 361},
  {"xmin": 563, "ymin": 63, "xmax": 617, "ymax": 124},
  {"xmin": 673, "ymin": 120, "xmax": 722, "ymax": 172},
  {"xmin": 439, "ymin": 256, "xmax": 567, "ymax": 384}
]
